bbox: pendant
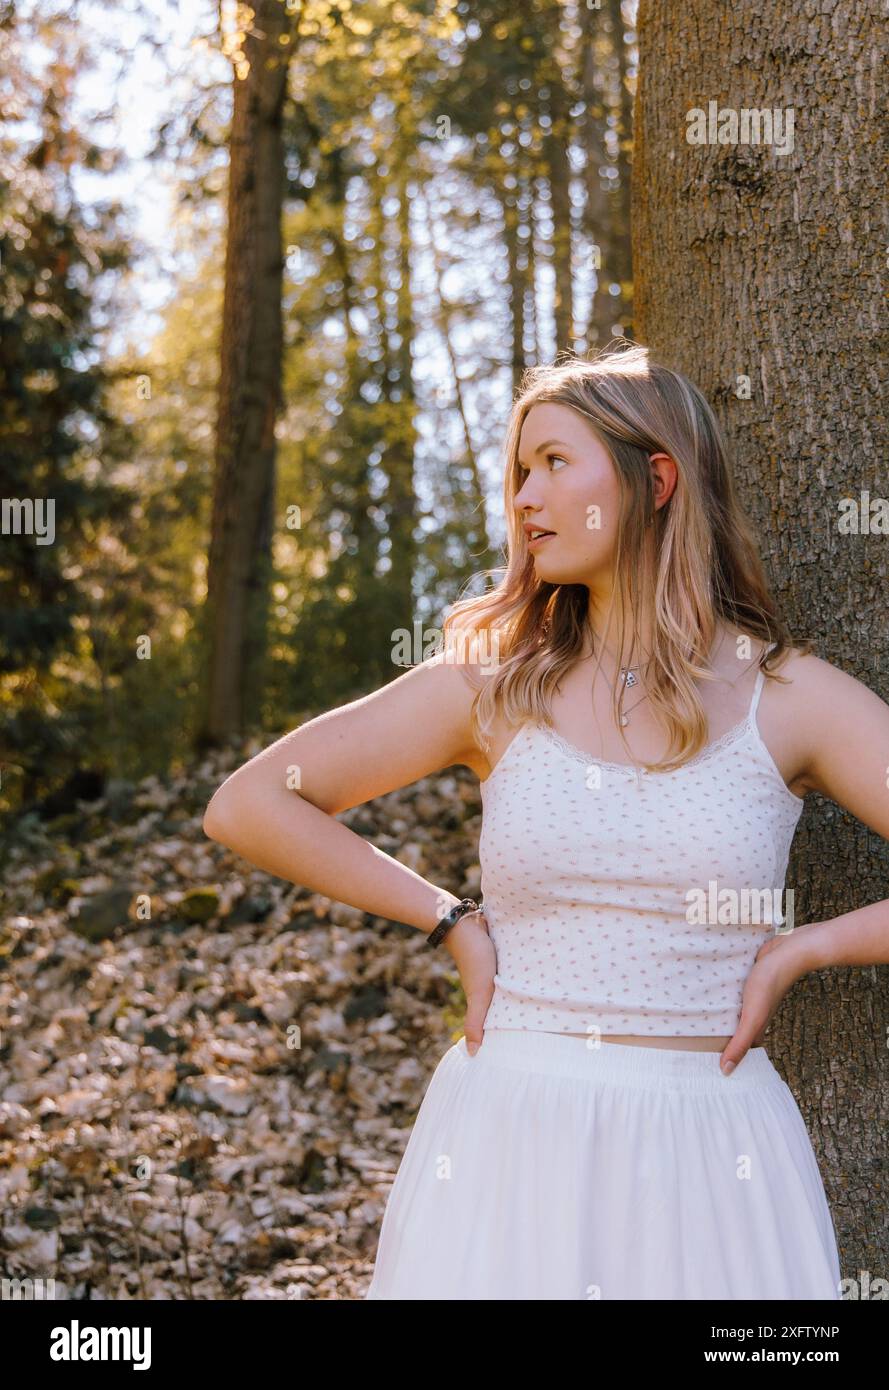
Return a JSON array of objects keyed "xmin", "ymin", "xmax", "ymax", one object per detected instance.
[
  {"xmin": 620, "ymin": 714, "xmax": 629, "ymax": 726},
  {"xmin": 621, "ymin": 668, "xmax": 638, "ymax": 687}
]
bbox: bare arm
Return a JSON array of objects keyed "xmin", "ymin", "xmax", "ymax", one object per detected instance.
[
  {"xmin": 782, "ymin": 654, "xmax": 889, "ymax": 972},
  {"xmin": 202, "ymin": 653, "xmax": 485, "ymax": 936},
  {"xmin": 718, "ymin": 652, "xmax": 889, "ymax": 1073}
]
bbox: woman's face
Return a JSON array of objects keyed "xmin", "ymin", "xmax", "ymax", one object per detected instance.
[{"xmin": 513, "ymin": 402, "xmax": 625, "ymax": 587}]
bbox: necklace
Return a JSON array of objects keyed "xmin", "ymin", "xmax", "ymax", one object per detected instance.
[
  {"xmin": 616, "ymin": 668, "xmax": 650, "ymax": 725},
  {"xmin": 617, "ymin": 686, "xmax": 649, "ymax": 726},
  {"xmin": 585, "ymin": 624, "xmax": 654, "ymax": 726},
  {"xmin": 594, "ymin": 653, "xmax": 652, "ymax": 727}
]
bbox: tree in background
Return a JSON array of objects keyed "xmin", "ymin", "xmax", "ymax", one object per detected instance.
[
  {"xmin": 633, "ymin": 0, "xmax": 886, "ymax": 1277},
  {"xmin": 196, "ymin": 0, "xmax": 295, "ymax": 746},
  {"xmin": 197, "ymin": 0, "xmax": 638, "ymax": 740},
  {"xmin": 582, "ymin": 0, "xmax": 635, "ymax": 345},
  {"xmin": 2, "ymin": 0, "xmax": 639, "ymax": 790},
  {"xmin": 0, "ymin": 5, "xmax": 133, "ymax": 810}
]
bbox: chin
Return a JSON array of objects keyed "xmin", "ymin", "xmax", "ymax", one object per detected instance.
[
  {"xmin": 533, "ymin": 560, "xmax": 574, "ymax": 582},
  {"xmin": 530, "ymin": 546, "xmax": 566, "ymax": 573}
]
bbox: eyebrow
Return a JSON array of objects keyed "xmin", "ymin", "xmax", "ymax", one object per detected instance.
[{"xmin": 516, "ymin": 439, "xmax": 572, "ymax": 466}]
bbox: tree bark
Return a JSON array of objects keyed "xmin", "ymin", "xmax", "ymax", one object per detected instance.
[
  {"xmin": 633, "ymin": 0, "xmax": 887, "ymax": 1283},
  {"xmin": 197, "ymin": 0, "xmax": 292, "ymax": 746}
]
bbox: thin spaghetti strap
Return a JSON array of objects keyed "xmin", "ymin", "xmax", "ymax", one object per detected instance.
[{"xmin": 748, "ymin": 643, "xmax": 777, "ymax": 722}]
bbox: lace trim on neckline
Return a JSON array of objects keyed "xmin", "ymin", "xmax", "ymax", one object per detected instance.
[{"xmin": 535, "ymin": 713, "xmax": 753, "ymax": 778}]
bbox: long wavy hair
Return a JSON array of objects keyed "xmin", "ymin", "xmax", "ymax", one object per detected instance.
[{"xmin": 439, "ymin": 340, "xmax": 813, "ymax": 774}]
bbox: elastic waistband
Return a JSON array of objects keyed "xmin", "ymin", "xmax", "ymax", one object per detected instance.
[{"xmin": 471, "ymin": 1028, "xmax": 783, "ymax": 1094}]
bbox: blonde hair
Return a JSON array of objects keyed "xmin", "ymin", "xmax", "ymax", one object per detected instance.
[{"xmin": 439, "ymin": 340, "xmax": 813, "ymax": 774}]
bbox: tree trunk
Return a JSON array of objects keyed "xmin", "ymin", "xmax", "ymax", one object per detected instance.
[
  {"xmin": 420, "ymin": 194, "xmax": 491, "ymax": 556},
  {"xmin": 383, "ymin": 162, "xmax": 419, "ymax": 627},
  {"xmin": 500, "ymin": 136, "xmax": 529, "ymax": 393},
  {"xmin": 610, "ymin": 0, "xmax": 634, "ymax": 334},
  {"xmin": 581, "ymin": 0, "xmax": 635, "ymax": 347},
  {"xmin": 545, "ymin": 70, "xmax": 575, "ymax": 354},
  {"xmin": 197, "ymin": 0, "xmax": 292, "ymax": 746},
  {"xmin": 633, "ymin": 0, "xmax": 887, "ymax": 1284}
]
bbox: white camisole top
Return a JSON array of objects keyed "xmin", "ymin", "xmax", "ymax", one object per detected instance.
[{"xmin": 478, "ymin": 654, "xmax": 805, "ymax": 1036}]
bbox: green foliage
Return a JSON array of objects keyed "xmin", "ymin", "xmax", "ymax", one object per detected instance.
[
  {"xmin": 1, "ymin": 0, "xmax": 634, "ymax": 809},
  {"xmin": 0, "ymin": 10, "xmax": 139, "ymax": 807}
]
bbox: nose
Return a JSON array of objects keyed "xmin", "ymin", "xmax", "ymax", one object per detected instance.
[{"xmin": 514, "ymin": 475, "xmax": 541, "ymax": 515}]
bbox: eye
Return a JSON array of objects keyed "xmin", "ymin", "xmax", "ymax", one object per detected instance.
[{"xmin": 516, "ymin": 453, "xmax": 569, "ymax": 476}]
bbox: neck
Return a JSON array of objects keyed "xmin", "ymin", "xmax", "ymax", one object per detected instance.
[{"xmin": 584, "ymin": 606, "xmax": 654, "ymax": 670}]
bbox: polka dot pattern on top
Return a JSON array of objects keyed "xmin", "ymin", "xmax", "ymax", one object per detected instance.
[{"xmin": 478, "ymin": 654, "xmax": 805, "ymax": 1037}]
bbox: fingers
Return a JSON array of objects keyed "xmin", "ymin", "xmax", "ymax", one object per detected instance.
[
  {"xmin": 463, "ymin": 994, "xmax": 491, "ymax": 1057},
  {"xmin": 719, "ymin": 1046, "xmax": 743, "ymax": 1076},
  {"xmin": 720, "ymin": 1015, "xmax": 765, "ymax": 1075},
  {"xmin": 464, "ymin": 1013, "xmax": 485, "ymax": 1055},
  {"xmin": 720, "ymin": 1019, "xmax": 752, "ymax": 1073}
]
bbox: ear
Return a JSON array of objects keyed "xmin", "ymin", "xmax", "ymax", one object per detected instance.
[{"xmin": 648, "ymin": 451, "xmax": 678, "ymax": 509}]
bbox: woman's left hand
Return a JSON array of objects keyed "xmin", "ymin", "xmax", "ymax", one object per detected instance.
[{"xmin": 719, "ymin": 925, "xmax": 822, "ymax": 1075}]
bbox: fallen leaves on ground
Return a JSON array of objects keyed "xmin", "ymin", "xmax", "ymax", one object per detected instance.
[{"xmin": 0, "ymin": 745, "xmax": 483, "ymax": 1300}]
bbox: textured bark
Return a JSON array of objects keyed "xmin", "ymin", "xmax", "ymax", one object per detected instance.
[
  {"xmin": 633, "ymin": 0, "xmax": 887, "ymax": 1282},
  {"xmin": 198, "ymin": 0, "xmax": 292, "ymax": 745}
]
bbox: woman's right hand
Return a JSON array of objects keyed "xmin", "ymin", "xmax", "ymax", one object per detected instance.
[{"xmin": 443, "ymin": 911, "xmax": 497, "ymax": 1056}]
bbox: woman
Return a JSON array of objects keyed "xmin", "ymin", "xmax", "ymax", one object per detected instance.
[{"xmin": 203, "ymin": 343, "xmax": 889, "ymax": 1300}]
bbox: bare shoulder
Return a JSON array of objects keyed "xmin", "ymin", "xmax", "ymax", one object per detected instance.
[
  {"xmin": 764, "ymin": 640, "xmax": 871, "ymax": 704},
  {"xmin": 427, "ymin": 651, "xmax": 494, "ymax": 778},
  {"xmin": 758, "ymin": 640, "xmax": 889, "ymax": 805}
]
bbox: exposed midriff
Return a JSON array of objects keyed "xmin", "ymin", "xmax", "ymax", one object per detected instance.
[{"xmin": 549, "ymin": 1031, "xmax": 732, "ymax": 1051}]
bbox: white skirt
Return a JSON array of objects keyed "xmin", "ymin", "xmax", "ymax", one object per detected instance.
[{"xmin": 365, "ymin": 1028, "xmax": 842, "ymax": 1300}]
